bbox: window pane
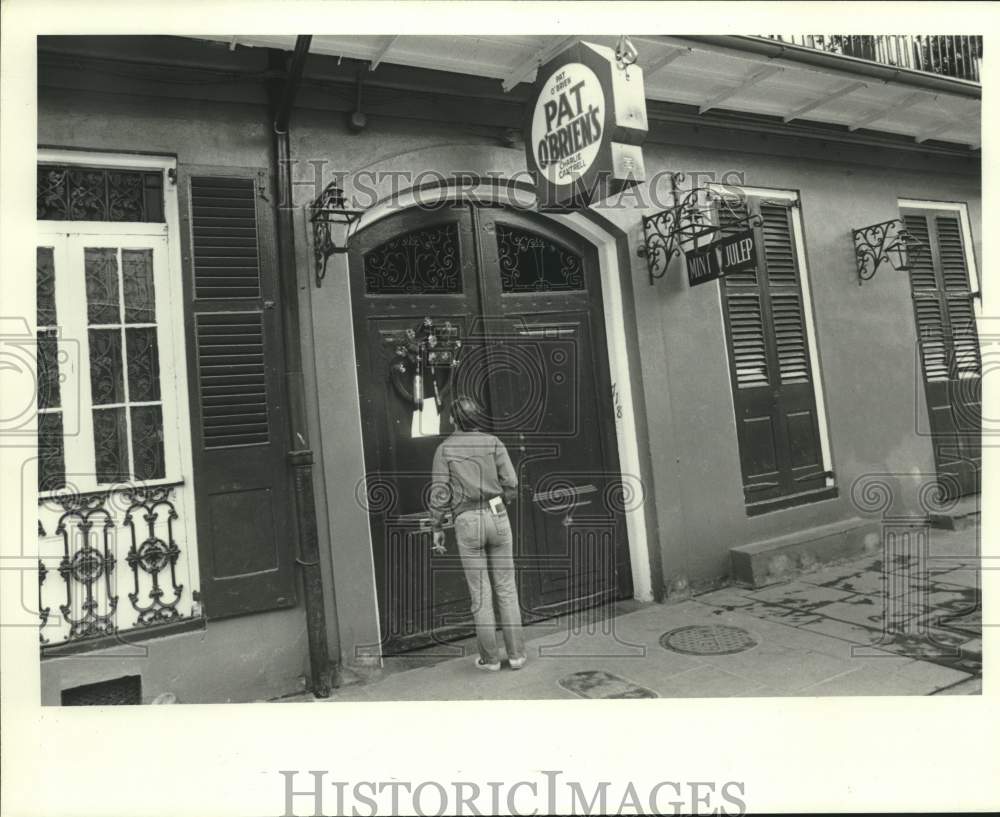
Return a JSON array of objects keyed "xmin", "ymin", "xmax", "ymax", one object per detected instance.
[
  {"xmin": 123, "ymin": 249, "xmax": 156, "ymax": 323},
  {"xmin": 108, "ymin": 171, "xmax": 145, "ymax": 222},
  {"xmin": 125, "ymin": 327, "xmax": 161, "ymax": 402},
  {"xmin": 69, "ymin": 167, "xmax": 110, "ymax": 221},
  {"xmin": 496, "ymin": 225, "xmax": 585, "ymax": 293},
  {"xmin": 88, "ymin": 329, "xmax": 125, "ymax": 405},
  {"xmin": 37, "ymin": 246, "xmax": 57, "ymax": 326},
  {"xmin": 131, "ymin": 405, "xmax": 165, "ymax": 480},
  {"xmin": 363, "ymin": 222, "xmax": 462, "ymax": 295},
  {"xmin": 85, "ymin": 248, "xmax": 120, "ymax": 325},
  {"xmin": 37, "ymin": 165, "xmax": 164, "ymax": 223},
  {"xmin": 92, "ymin": 407, "xmax": 129, "ymax": 483},
  {"xmin": 38, "ymin": 411, "xmax": 66, "ymax": 492},
  {"xmin": 37, "ymin": 330, "xmax": 61, "ymax": 410}
]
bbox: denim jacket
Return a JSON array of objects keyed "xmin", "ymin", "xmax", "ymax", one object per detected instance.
[{"xmin": 428, "ymin": 430, "xmax": 518, "ymax": 531}]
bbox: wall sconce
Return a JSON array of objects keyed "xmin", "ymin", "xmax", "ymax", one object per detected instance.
[
  {"xmin": 310, "ymin": 181, "xmax": 363, "ymax": 287},
  {"xmin": 852, "ymin": 219, "xmax": 928, "ymax": 285}
]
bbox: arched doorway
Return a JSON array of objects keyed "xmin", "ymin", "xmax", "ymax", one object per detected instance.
[{"xmin": 349, "ymin": 202, "xmax": 633, "ymax": 653}]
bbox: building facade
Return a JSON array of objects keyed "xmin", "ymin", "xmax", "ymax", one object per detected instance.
[{"xmin": 35, "ymin": 34, "xmax": 981, "ymax": 703}]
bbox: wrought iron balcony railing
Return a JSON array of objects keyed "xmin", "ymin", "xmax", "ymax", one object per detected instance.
[{"xmin": 763, "ymin": 35, "xmax": 982, "ymax": 83}]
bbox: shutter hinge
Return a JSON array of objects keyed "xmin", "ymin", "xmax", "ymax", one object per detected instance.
[{"xmin": 256, "ymin": 170, "xmax": 270, "ymax": 202}]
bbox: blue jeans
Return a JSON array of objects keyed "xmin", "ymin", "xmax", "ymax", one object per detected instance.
[{"xmin": 454, "ymin": 508, "xmax": 526, "ymax": 664}]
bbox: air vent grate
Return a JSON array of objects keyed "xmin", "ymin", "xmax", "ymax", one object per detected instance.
[{"xmin": 61, "ymin": 675, "xmax": 142, "ymax": 706}]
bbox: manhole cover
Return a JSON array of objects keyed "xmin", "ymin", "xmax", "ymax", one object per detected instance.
[{"xmin": 660, "ymin": 625, "xmax": 758, "ymax": 655}]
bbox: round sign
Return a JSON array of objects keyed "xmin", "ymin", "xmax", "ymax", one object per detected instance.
[{"xmin": 530, "ymin": 62, "xmax": 605, "ymax": 187}]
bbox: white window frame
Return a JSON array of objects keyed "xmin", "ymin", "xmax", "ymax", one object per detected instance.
[
  {"xmin": 36, "ymin": 148, "xmax": 203, "ymax": 638},
  {"xmin": 709, "ymin": 183, "xmax": 835, "ymax": 489},
  {"xmin": 37, "ymin": 149, "xmax": 191, "ymax": 497}
]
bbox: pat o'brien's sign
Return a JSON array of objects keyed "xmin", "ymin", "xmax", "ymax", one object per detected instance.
[{"xmin": 525, "ymin": 41, "xmax": 648, "ymax": 209}]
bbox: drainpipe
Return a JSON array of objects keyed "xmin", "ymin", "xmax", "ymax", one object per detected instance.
[{"xmin": 266, "ymin": 36, "xmax": 333, "ymax": 698}]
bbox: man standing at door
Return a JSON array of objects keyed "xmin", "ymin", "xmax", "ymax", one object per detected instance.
[{"xmin": 428, "ymin": 395, "xmax": 527, "ymax": 671}]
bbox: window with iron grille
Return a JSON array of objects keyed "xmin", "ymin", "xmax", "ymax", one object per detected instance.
[{"xmin": 36, "ymin": 156, "xmax": 202, "ymax": 649}]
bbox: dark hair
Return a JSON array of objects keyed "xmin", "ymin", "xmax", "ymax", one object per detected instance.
[{"xmin": 450, "ymin": 395, "xmax": 484, "ymax": 431}]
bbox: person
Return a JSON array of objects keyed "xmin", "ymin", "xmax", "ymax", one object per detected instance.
[{"xmin": 428, "ymin": 394, "xmax": 526, "ymax": 671}]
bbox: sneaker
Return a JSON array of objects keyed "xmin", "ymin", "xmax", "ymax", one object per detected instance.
[
  {"xmin": 508, "ymin": 656, "xmax": 527, "ymax": 670},
  {"xmin": 475, "ymin": 658, "xmax": 501, "ymax": 672}
]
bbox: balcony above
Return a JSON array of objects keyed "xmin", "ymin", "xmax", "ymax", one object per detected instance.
[
  {"xmin": 180, "ymin": 34, "xmax": 980, "ymax": 150},
  {"xmin": 762, "ymin": 35, "xmax": 982, "ymax": 84}
]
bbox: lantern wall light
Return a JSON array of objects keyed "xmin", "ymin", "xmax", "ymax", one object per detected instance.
[
  {"xmin": 852, "ymin": 218, "xmax": 928, "ymax": 285},
  {"xmin": 310, "ymin": 180, "xmax": 363, "ymax": 287}
]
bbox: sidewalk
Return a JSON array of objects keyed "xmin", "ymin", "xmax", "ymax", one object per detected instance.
[{"xmin": 286, "ymin": 527, "xmax": 982, "ymax": 702}]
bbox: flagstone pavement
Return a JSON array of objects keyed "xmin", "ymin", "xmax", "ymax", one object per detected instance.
[{"xmin": 275, "ymin": 527, "xmax": 983, "ymax": 702}]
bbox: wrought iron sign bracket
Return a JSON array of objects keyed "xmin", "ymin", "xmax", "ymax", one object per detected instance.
[
  {"xmin": 310, "ymin": 180, "xmax": 364, "ymax": 287},
  {"xmin": 852, "ymin": 218, "xmax": 928, "ymax": 285},
  {"xmin": 638, "ymin": 177, "xmax": 761, "ymax": 286}
]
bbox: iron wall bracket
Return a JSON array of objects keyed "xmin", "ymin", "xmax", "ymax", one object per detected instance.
[
  {"xmin": 638, "ymin": 175, "xmax": 761, "ymax": 285},
  {"xmin": 852, "ymin": 218, "xmax": 928, "ymax": 285}
]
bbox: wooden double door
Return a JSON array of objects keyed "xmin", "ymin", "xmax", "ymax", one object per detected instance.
[{"xmin": 349, "ymin": 203, "xmax": 632, "ymax": 653}]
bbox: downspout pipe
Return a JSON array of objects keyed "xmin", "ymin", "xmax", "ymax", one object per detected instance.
[{"xmin": 267, "ymin": 36, "xmax": 333, "ymax": 699}]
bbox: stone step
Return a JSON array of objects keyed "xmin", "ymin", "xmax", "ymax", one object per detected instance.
[{"xmin": 729, "ymin": 517, "xmax": 881, "ymax": 588}]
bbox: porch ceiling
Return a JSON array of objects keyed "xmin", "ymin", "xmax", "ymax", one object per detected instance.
[{"xmin": 192, "ymin": 35, "xmax": 981, "ymax": 149}]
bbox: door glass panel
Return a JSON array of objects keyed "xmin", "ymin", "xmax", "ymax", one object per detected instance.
[
  {"xmin": 88, "ymin": 328, "xmax": 125, "ymax": 404},
  {"xmin": 122, "ymin": 248, "xmax": 156, "ymax": 322},
  {"xmin": 125, "ymin": 327, "xmax": 161, "ymax": 402},
  {"xmin": 83, "ymin": 244, "xmax": 166, "ymax": 484},
  {"xmin": 496, "ymin": 224, "xmax": 584, "ymax": 292},
  {"xmin": 93, "ymin": 406, "xmax": 129, "ymax": 483},
  {"xmin": 363, "ymin": 222, "xmax": 462, "ymax": 295},
  {"xmin": 37, "ymin": 246, "xmax": 57, "ymax": 326},
  {"xmin": 131, "ymin": 405, "xmax": 165, "ymax": 480},
  {"xmin": 38, "ymin": 411, "xmax": 66, "ymax": 492},
  {"xmin": 37, "ymin": 244, "xmax": 65, "ymax": 492},
  {"xmin": 84, "ymin": 247, "xmax": 120, "ymax": 324},
  {"xmin": 36, "ymin": 330, "xmax": 62, "ymax": 410}
]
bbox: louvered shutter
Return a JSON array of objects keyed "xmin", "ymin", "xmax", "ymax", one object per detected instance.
[
  {"xmin": 179, "ymin": 167, "xmax": 297, "ymax": 618},
  {"xmin": 719, "ymin": 197, "xmax": 826, "ymax": 505},
  {"xmin": 901, "ymin": 209, "xmax": 980, "ymax": 497}
]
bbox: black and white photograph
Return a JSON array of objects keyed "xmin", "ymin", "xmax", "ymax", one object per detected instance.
[{"xmin": 1, "ymin": 2, "xmax": 997, "ymax": 815}]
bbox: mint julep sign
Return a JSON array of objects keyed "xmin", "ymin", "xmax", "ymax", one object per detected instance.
[
  {"xmin": 685, "ymin": 229, "xmax": 758, "ymax": 287},
  {"xmin": 525, "ymin": 41, "xmax": 648, "ymax": 209}
]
